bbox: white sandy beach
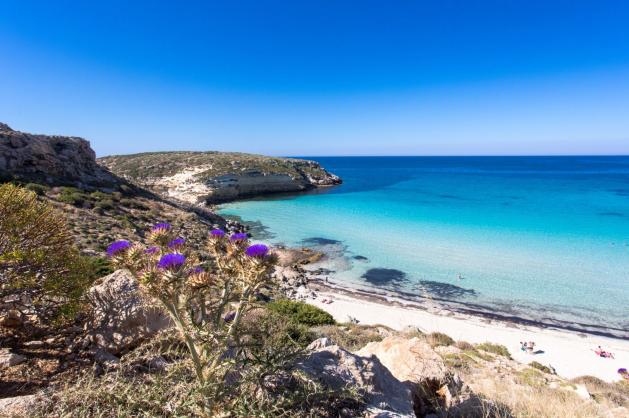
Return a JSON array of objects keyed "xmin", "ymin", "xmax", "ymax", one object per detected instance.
[{"xmin": 307, "ymin": 289, "xmax": 629, "ymax": 383}]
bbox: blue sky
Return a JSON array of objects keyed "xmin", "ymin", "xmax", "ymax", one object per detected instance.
[{"xmin": 1, "ymin": 1, "xmax": 628, "ymax": 156}]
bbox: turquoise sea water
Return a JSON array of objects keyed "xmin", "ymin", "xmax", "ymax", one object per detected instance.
[{"xmin": 219, "ymin": 157, "xmax": 629, "ymax": 337}]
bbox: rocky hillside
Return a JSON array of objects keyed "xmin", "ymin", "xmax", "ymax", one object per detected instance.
[
  {"xmin": 0, "ymin": 123, "xmax": 118, "ymax": 189},
  {"xmin": 99, "ymin": 151, "xmax": 341, "ymax": 204},
  {"xmin": 0, "ymin": 123, "xmax": 227, "ymax": 254}
]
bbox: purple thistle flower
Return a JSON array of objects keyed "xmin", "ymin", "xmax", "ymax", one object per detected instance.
[
  {"xmin": 190, "ymin": 266, "xmax": 204, "ymax": 274},
  {"xmin": 245, "ymin": 244, "xmax": 269, "ymax": 258},
  {"xmin": 230, "ymin": 232, "xmax": 248, "ymax": 241},
  {"xmin": 145, "ymin": 246, "xmax": 160, "ymax": 255},
  {"xmin": 168, "ymin": 238, "xmax": 185, "ymax": 248},
  {"xmin": 152, "ymin": 223, "xmax": 171, "ymax": 232},
  {"xmin": 157, "ymin": 253, "xmax": 186, "ymax": 270},
  {"xmin": 210, "ymin": 229, "xmax": 226, "ymax": 238},
  {"xmin": 107, "ymin": 240, "xmax": 131, "ymax": 257}
]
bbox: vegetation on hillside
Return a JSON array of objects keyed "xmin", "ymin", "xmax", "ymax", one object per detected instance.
[
  {"xmin": 0, "ymin": 183, "xmax": 95, "ymax": 324},
  {"xmin": 98, "ymin": 151, "xmax": 335, "ymax": 184}
]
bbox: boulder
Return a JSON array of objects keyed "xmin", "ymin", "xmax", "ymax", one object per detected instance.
[
  {"xmin": 0, "ymin": 348, "xmax": 26, "ymax": 369},
  {"xmin": 298, "ymin": 338, "xmax": 415, "ymax": 417},
  {"xmin": 0, "ymin": 394, "xmax": 39, "ymax": 416},
  {"xmin": 87, "ymin": 269, "xmax": 172, "ymax": 354},
  {"xmin": 0, "ymin": 309, "xmax": 24, "ymax": 328},
  {"xmin": 357, "ymin": 336, "xmax": 483, "ymax": 417}
]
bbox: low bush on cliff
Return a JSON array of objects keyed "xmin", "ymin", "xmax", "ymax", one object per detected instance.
[
  {"xmin": 427, "ymin": 332, "xmax": 455, "ymax": 347},
  {"xmin": 0, "ymin": 183, "xmax": 95, "ymax": 325},
  {"xmin": 312, "ymin": 324, "xmax": 385, "ymax": 351},
  {"xmin": 268, "ymin": 299, "xmax": 336, "ymax": 327},
  {"xmin": 476, "ymin": 342, "xmax": 512, "ymax": 359}
]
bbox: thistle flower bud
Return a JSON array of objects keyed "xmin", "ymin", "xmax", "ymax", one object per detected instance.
[
  {"xmin": 149, "ymin": 223, "xmax": 175, "ymax": 246},
  {"xmin": 245, "ymin": 244, "xmax": 269, "ymax": 258},
  {"xmin": 157, "ymin": 253, "xmax": 186, "ymax": 271},
  {"xmin": 229, "ymin": 233, "xmax": 248, "ymax": 242},
  {"xmin": 210, "ymin": 229, "xmax": 226, "ymax": 239},
  {"xmin": 145, "ymin": 246, "xmax": 160, "ymax": 255},
  {"xmin": 106, "ymin": 240, "xmax": 131, "ymax": 257},
  {"xmin": 168, "ymin": 237, "xmax": 186, "ymax": 250}
]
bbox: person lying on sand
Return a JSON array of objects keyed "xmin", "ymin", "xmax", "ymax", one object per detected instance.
[
  {"xmin": 594, "ymin": 346, "xmax": 615, "ymax": 359},
  {"xmin": 618, "ymin": 368, "xmax": 629, "ymax": 380}
]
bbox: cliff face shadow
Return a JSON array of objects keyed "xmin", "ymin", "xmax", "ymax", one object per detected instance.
[
  {"xmin": 361, "ymin": 268, "xmax": 408, "ymax": 287},
  {"xmin": 417, "ymin": 280, "xmax": 477, "ymax": 299}
]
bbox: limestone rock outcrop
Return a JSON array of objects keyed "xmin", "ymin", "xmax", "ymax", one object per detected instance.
[
  {"xmin": 0, "ymin": 123, "xmax": 118, "ymax": 188},
  {"xmin": 357, "ymin": 336, "xmax": 483, "ymax": 417},
  {"xmin": 299, "ymin": 338, "xmax": 416, "ymax": 417},
  {"xmin": 86, "ymin": 269, "xmax": 172, "ymax": 355}
]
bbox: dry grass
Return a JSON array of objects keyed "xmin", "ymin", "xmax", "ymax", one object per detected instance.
[
  {"xmin": 470, "ymin": 372, "xmax": 614, "ymax": 418},
  {"xmin": 311, "ymin": 323, "xmax": 389, "ymax": 351},
  {"xmin": 33, "ymin": 332, "xmax": 364, "ymax": 418},
  {"xmin": 426, "ymin": 332, "xmax": 455, "ymax": 348},
  {"xmin": 571, "ymin": 375, "xmax": 629, "ymax": 409},
  {"xmin": 476, "ymin": 342, "xmax": 512, "ymax": 359}
]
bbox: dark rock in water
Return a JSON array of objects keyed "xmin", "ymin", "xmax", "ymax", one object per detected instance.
[
  {"xmin": 301, "ymin": 237, "xmax": 342, "ymax": 246},
  {"xmin": 352, "ymin": 255, "xmax": 369, "ymax": 262},
  {"xmin": 417, "ymin": 280, "xmax": 477, "ymax": 299},
  {"xmin": 361, "ymin": 268, "xmax": 408, "ymax": 287},
  {"xmin": 599, "ymin": 212, "xmax": 626, "ymax": 218}
]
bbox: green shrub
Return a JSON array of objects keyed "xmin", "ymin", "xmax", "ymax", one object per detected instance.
[
  {"xmin": 455, "ymin": 340, "xmax": 475, "ymax": 351},
  {"xmin": 120, "ymin": 198, "xmax": 148, "ymax": 210},
  {"xmin": 82, "ymin": 256, "xmax": 114, "ymax": 279},
  {"xmin": 25, "ymin": 182, "xmax": 50, "ymax": 195},
  {"xmin": 311, "ymin": 324, "xmax": 385, "ymax": 351},
  {"xmin": 95, "ymin": 199, "xmax": 115, "ymax": 211},
  {"xmin": 267, "ymin": 300, "xmax": 335, "ymax": 326},
  {"xmin": 427, "ymin": 332, "xmax": 455, "ymax": 347},
  {"xmin": 89, "ymin": 191, "xmax": 110, "ymax": 201},
  {"xmin": 476, "ymin": 342, "xmax": 512, "ymax": 359},
  {"xmin": 119, "ymin": 184, "xmax": 133, "ymax": 194},
  {"xmin": 516, "ymin": 368, "xmax": 547, "ymax": 387},
  {"xmin": 529, "ymin": 361, "xmax": 553, "ymax": 374},
  {"xmin": 58, "ymin": 187, "xmax": 89, "ymax": 206},
  {"xmin": 0, "ymin": 183, "xmax": 93, "ymax": 324}
]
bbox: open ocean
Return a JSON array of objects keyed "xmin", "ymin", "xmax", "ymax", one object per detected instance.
[{"xmin": 219, "ymin": 157, "xmax": 629, "ymax": 338}]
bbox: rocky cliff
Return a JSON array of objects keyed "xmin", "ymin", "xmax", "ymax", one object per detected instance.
[
  {"xmin": 98, "ymin": 151, "xmax": 341, "ymax": 204},
  {"xmin": 0, "ymin": 123, "xmax": 118, "ymax": 189}
]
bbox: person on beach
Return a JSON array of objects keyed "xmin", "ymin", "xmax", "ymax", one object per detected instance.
[
  {"xmin": 527, "ymin": 341, "xmax": 536, "ymax": 354},
  {"xmin": 594, "ymin": 346, "xmax": 615, "ymax": 358},
  {"xmin": 520, "ymin": 341, "xmax": 527, "ymax": 352},
  {"xmin": 618, "ymin": 368, "xmax": 629, "ymax": 380}
]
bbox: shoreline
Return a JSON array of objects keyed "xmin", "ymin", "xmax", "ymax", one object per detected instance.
[
  {"xmin": 305, "ymin": 276, "xmax": 628, "ymax": 340},
  {"xmin": 221, "ymin": 210, "xmax": 629, "ymax": 383},
  {"xmin": 300, "ymin": 275, "xmax": 629, "ymax": 382}
]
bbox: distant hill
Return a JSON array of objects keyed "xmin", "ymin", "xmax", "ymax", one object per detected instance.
[{"xmin": 99, "ymin": 151, "xmax": 341, "ymax": 204}]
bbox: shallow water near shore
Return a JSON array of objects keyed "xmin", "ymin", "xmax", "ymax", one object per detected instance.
[{"xmin": 219, "ymin": 156, "xmax": 629, "ymax": 337}]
